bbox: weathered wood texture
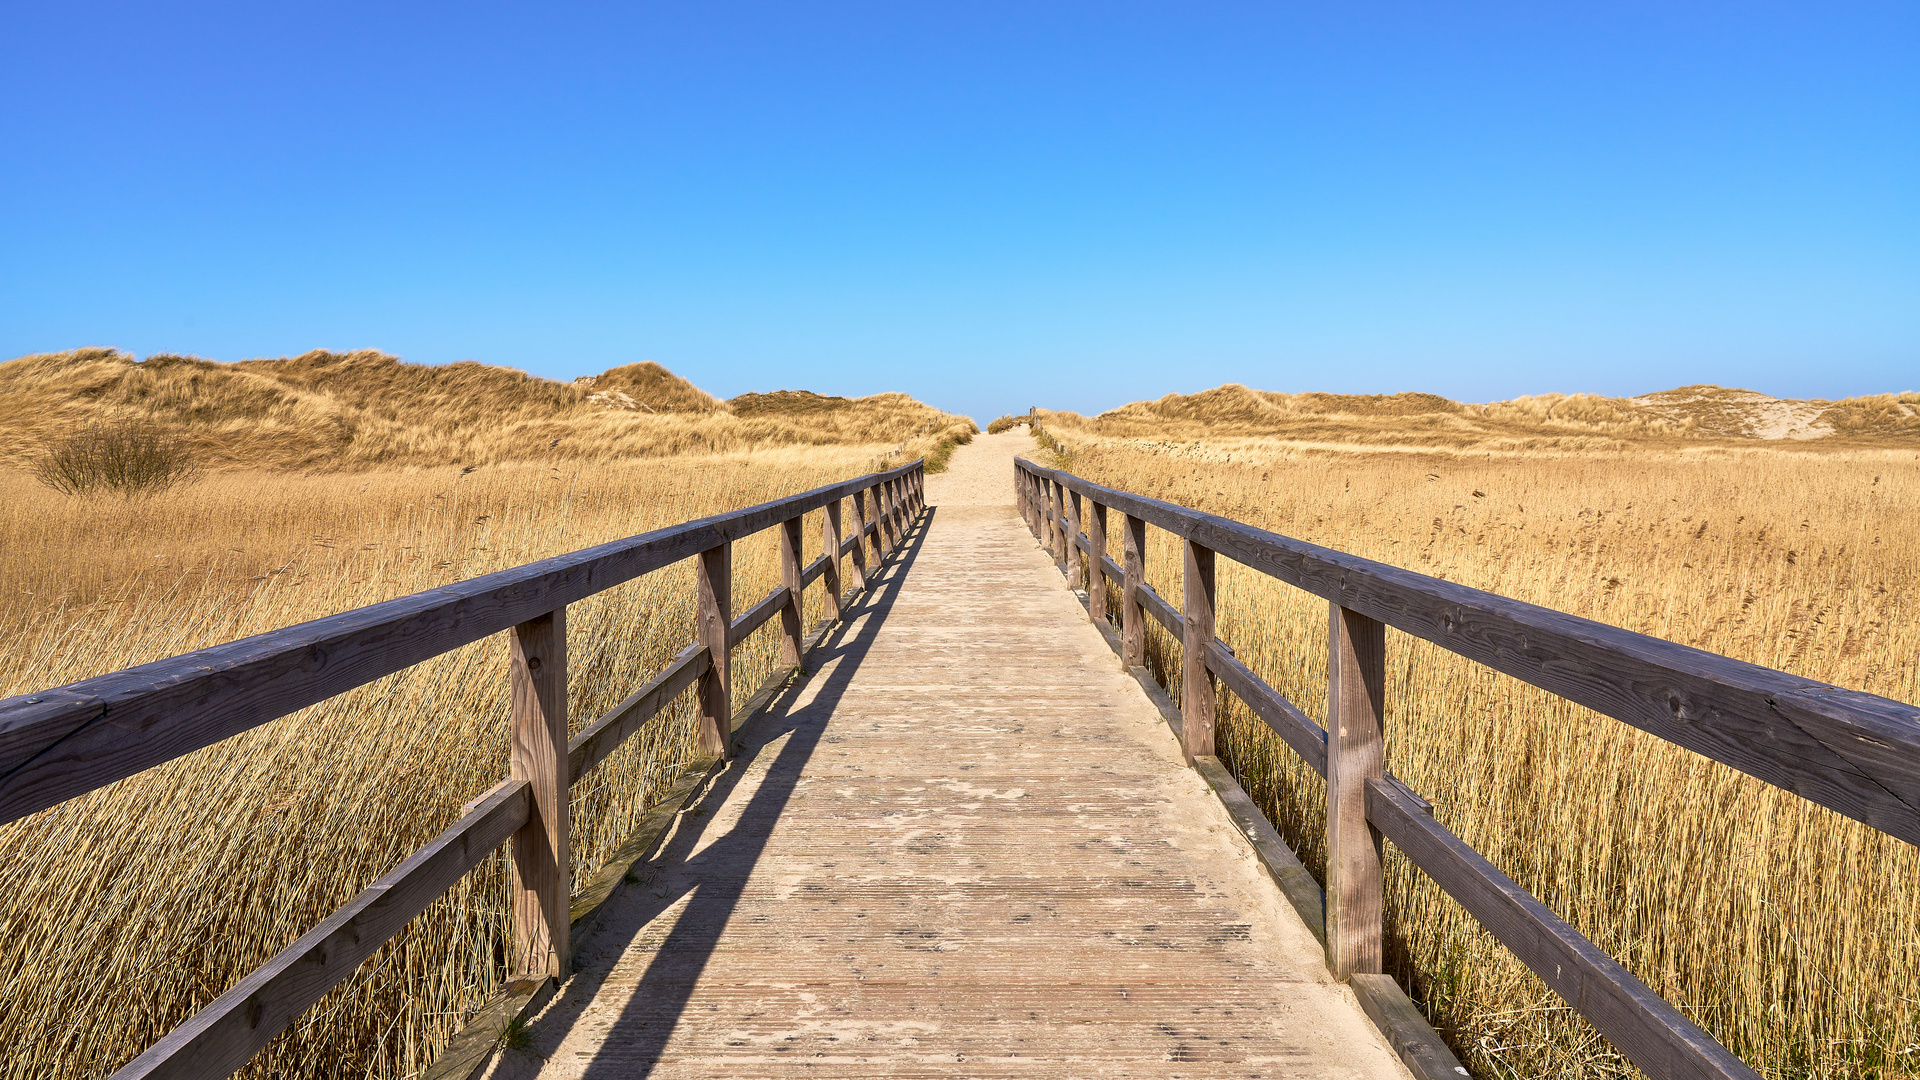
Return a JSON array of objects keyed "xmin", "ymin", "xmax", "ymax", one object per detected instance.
[
  {"xmin": 111, "ymin": 780, "xmax": 531, "ymax": 1080},
  {"xmin": 1181, "ymin": 540, "xmax": 1217, "ymax": 763},
  {"xmin": 1086, "ymin": 500, "xmax": 1108, "ymax": 622},
  {"xmin": 510, "ymin": 611, "xmax": 570, "ymax": 980},
  {"xmin": 519, "ymin": 492, "xmax": 1410, "ymax": 1079},
  {"xmin": 1121, "ymin": 513, "xmax": 1146, "ymax": 667},
  {"xmin": 1367, "ymin": 779, "xmax": 1759, "ymax": 1080},
  {"xmin": 1325, "ymin": 604, "xmax": 1386, "ymax": 979},
  {"xmin": 695, "ymin": 544, "xmax": 733, "ymax": 761},
  {"xmin": 0, "ymin": 461, "xmax": 924, "ymax": 828},
  {"xmin": 1014, "ymin": 460, "xmax": 1920, "ymax": 849}
]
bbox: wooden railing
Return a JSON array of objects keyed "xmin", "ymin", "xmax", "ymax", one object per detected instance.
[
  {"xmin": 1015, "ymin": 457, "xmax": 1920, "ymax": 1080},
  {"xmin": 0, "ymin": 460, "xmax": 928, "ymax": 1080}
]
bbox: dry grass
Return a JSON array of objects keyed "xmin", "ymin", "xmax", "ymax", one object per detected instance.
[
  {"xmin": 0, "ymin": 446, "xmax": 896, "ymax": 1079},
  {"xmin": 1035, "ymin": 409, "xmax": 1920, "ymax": 1079},
  {"xmin": 0, "ymin": 349, "xmax": 976, "ymax": 472},
  {"xmin": 1071, "ymin": 382, "xmax": 1920, "ymax": 453}
]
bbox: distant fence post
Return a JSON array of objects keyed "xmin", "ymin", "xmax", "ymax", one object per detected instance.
[
  {"xmin": 1121, "ymin": 514, "xmax": 1146, "ymax": 667},
  {"xmin": 1181, "ymin": 540, "xmax": 1216, "ymax": 764},
  {"xmin": 823, "ymin": 499, "xmax": 845, "ymax": 613},
  {"xmin": 696, "ymin": 544, "xmax": 732, "ymax": 760},
  {"xmin": 778, "ymin": 515, "xmax": 804, "ymax": 667},
  {"xmin": 1326, "ymin": 603, "xmax": 1386, "ymax": 979},
  {"xmin": 1087, "ymin": 499, "xmax": 1108, "ymax": 624},
  {"xmin": 509, "ymin": 608, "xmax": 569, "ymax": 979}
]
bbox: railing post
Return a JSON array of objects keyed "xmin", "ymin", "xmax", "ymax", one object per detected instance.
[
  {"xmin": 696, "ymin": 543, "xmax": 732, "ymax": 761},
  {"xmin": 1121, "ymin": 513, "xmax": 1145, "ymax": 667},
  {"xmin": 1050, "ymin": 481, "xmax": 1067, "ymax": 567},
  {"xmin": 1087, "ymin": 499, "xmax": 1107, "ymax": 623},
  {"xmin": 871, "ymin": 484, "xmax": 892, "ymax": 559},
  {"xmin": 778, "ymin": 515, "xmax": 804, "ymax": 667},
  {"xmin": 850, "ymin": 486, "xmax": 872, "ymax": 590},
  {"xmin": 1065, "ymin": 490, "xmax": 1084, "ymax": 589},
  {"xmin": 509, "ymin": 608, "xmax": 569, "ymax": 979},
  {"xmin": 822, "ymin": 498, "xmax": 844, "ymax": 613},
  {"xmin": 1039, "ymin": 477, "xmax": 1055, "ymax": 551},
  {"xmin": 1181, "ymin": 540, "xmax": 1216, "ymax": 764},
  {"xmin": 1326, "ymin": 603, "xmax": 1386, "ymax": 979}
]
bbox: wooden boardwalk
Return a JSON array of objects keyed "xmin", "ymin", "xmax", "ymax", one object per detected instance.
[{"xmin": 490, "ymin": 442, "xmax": 1411, "ymax": 1079}]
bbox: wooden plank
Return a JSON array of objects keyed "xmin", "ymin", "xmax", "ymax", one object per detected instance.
[
  {"xmin": 696, "ymin": 544, "xmax": 732, "ymax": 761},
  {"xmin": 1051, "ymin": 481, "xmax": 1067, "ymax": 566},
  {"xmin": 509, "ymin": 610, "xmax": 569, "ymax": 980},
  {"xmin": 110, "ymin": 779, "xmax": 530, "ymax": 1080},
  {"xmin": 1366, "ymin": 778, "xmax": 1760, "ymax": 1080},
  {"xmin": 848, "ymin": 484, "xmax": 872, "ymax": 593},
  {"xmin": 1013, "ymin": 461, "xmax": 1920, "ymax": 849},
  {"xmin": 1204, "ymin": 640, "xmax": 1329, "ymax": 777},
  {"xmin": 1349, "ymin": 973, "xmax": 1472, "ymax": 1080},
  {"xmin": 1181, "ymin": 540, "xmax": 1216, "ymax": 763},
  {"xmin": 729, "ymin": 585, "xmax": 791, "ymax": 643},
  {"xmin": 1121, "ymin": 514, "xmax": 1146, "ymax": 668},
  {"xmin": 1192, "ymin": 756, "xmax": 1326, "ymax": 945},
  {"xmin": 566, "ymin": 644, "xmax": 710, "ymax": 784},
  {"xmin": 0, "ymin": 459, "xmax": 926, "ymax": 828},
  {"xmin": 777, "ymin": 517, "xmax": 804, "ymax": 667},
  {"xmin": 1326, "ymin": 603, "xmax": 1385, "ymax": 978},
  {"xmin": 1086, "ymin": 500, "xmax": 1108, "ymax": 623}
]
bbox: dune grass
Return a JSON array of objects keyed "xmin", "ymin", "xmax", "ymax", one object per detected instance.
[
  {"xmin": 1037, "ymin": 413, "xmax": 1920, "ymax": 1079},
  {"xmin": 0, "ymin": 447, "xmax": 898, "ymax": 1079}
]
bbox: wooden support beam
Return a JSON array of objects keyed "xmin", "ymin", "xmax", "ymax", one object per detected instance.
[
  {"xmin": 509, "ymin": 609, "xmax": 569, "ymax": 979},
  {"xmin": 1086, "ymin": 500, "xmax": 1108, "ymax": 624},
  {"xmin": 1051, "ymin": 480, "xmax": 1068, "ymax": 567},
  {"xmin": 848, "ymin": 488, "xmax": 871, "ymax": 592},
  {"xmin": 873, "ymin": 484, "xmax": 894, "ymax": 558},
  {"xmin": 822, "ymin": 499, "xmax": 844, "ymax": 612},
  {"xmin": 1181, "ymin": 540, "xmax": 1217, "ymax": 764},
  {"xmin": 1326, "ymin": 602, "xmax": 1386, "ymax": 979},
  {"xmin": 1065, "ymin": 490, "xmax": 1084, "ymax": 588},
  {"xmin": 777, "ymin": 516, "xmax": 804, "ymax": 667},
  {"xmin": 696, "ymin": 544, "xmax": 732, "ymax": 761},
  {"xmin": 1121, "ymin": 512, "xmax": 1146, "ymax": 668}
]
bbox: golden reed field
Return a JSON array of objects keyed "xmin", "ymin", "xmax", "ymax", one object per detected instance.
[
  {"xmin": 0, "ymin": 349, "xmax": 974, "ymax": 1079},
  {"xmin": 1031, "ymin": 384, "xmax": 1920, "ymax": 1080}
]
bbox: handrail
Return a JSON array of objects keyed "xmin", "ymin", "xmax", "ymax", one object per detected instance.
[
  {"xmin": 1015, "ymin": 455, "xmax": 1920, "ymax": 1080},
  {"xmin": 0, "ymin": 459, "xmax": 922, "ymax": 828},
  {"xmin": 0, "ymin": 458, "xmax": 927, "ymax": 1080},
  {"xmin": 1017, "ymin": 458, "xmax": 1920, "ymax": 846}
]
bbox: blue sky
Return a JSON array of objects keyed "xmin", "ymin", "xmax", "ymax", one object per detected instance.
[{"xmin": 2, "ymin": 2, "xmax": 1914, "ymax": 421}]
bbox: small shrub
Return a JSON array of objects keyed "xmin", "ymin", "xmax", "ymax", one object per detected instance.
[{"xmin": 32, "ymin": 419, "xmax": 204, "ymax": 498}]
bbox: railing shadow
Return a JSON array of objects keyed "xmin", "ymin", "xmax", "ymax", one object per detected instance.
[{"xmin": 527, "ymin": 508, "xmax": 936, "ymax": 1079}]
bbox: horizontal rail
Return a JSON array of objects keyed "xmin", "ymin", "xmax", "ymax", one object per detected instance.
[
  {"xmin": 1366, "ymin": 778, "xmax": 1754, "ymax": 1080},
  {"xmin": 1018, "ymin": 459, "xmax": 1920, "ymax": 847},
  {"xmin": 1137, "ymin": 582, "xmax": 1182, "ymax": 637},
  {"xmin": 1204, "ymin": 641, "xmax": 1329, "ymax": 777},
  {"xmin": 567, "ymin": 644, "xmax": 711, "ymax": 785},
  {"xmin": 801, "ymin": 553, "xmax": 830, "ymax": 589},
  {"xmin": 730, "ymin": 585, "xmax": 791, "ymax": 643},
  {"xmin": 0, "ymin": 460, "xmax": 922, "ymax": 828},
  {"xmin": 111, "ymin": 778, "xmax": 532, "ymax": 1080}
]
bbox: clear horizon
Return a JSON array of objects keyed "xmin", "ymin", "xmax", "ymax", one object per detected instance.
[{"xmin": 4, "ymin": 2, "xmax": 1915, "ymax": 422}]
